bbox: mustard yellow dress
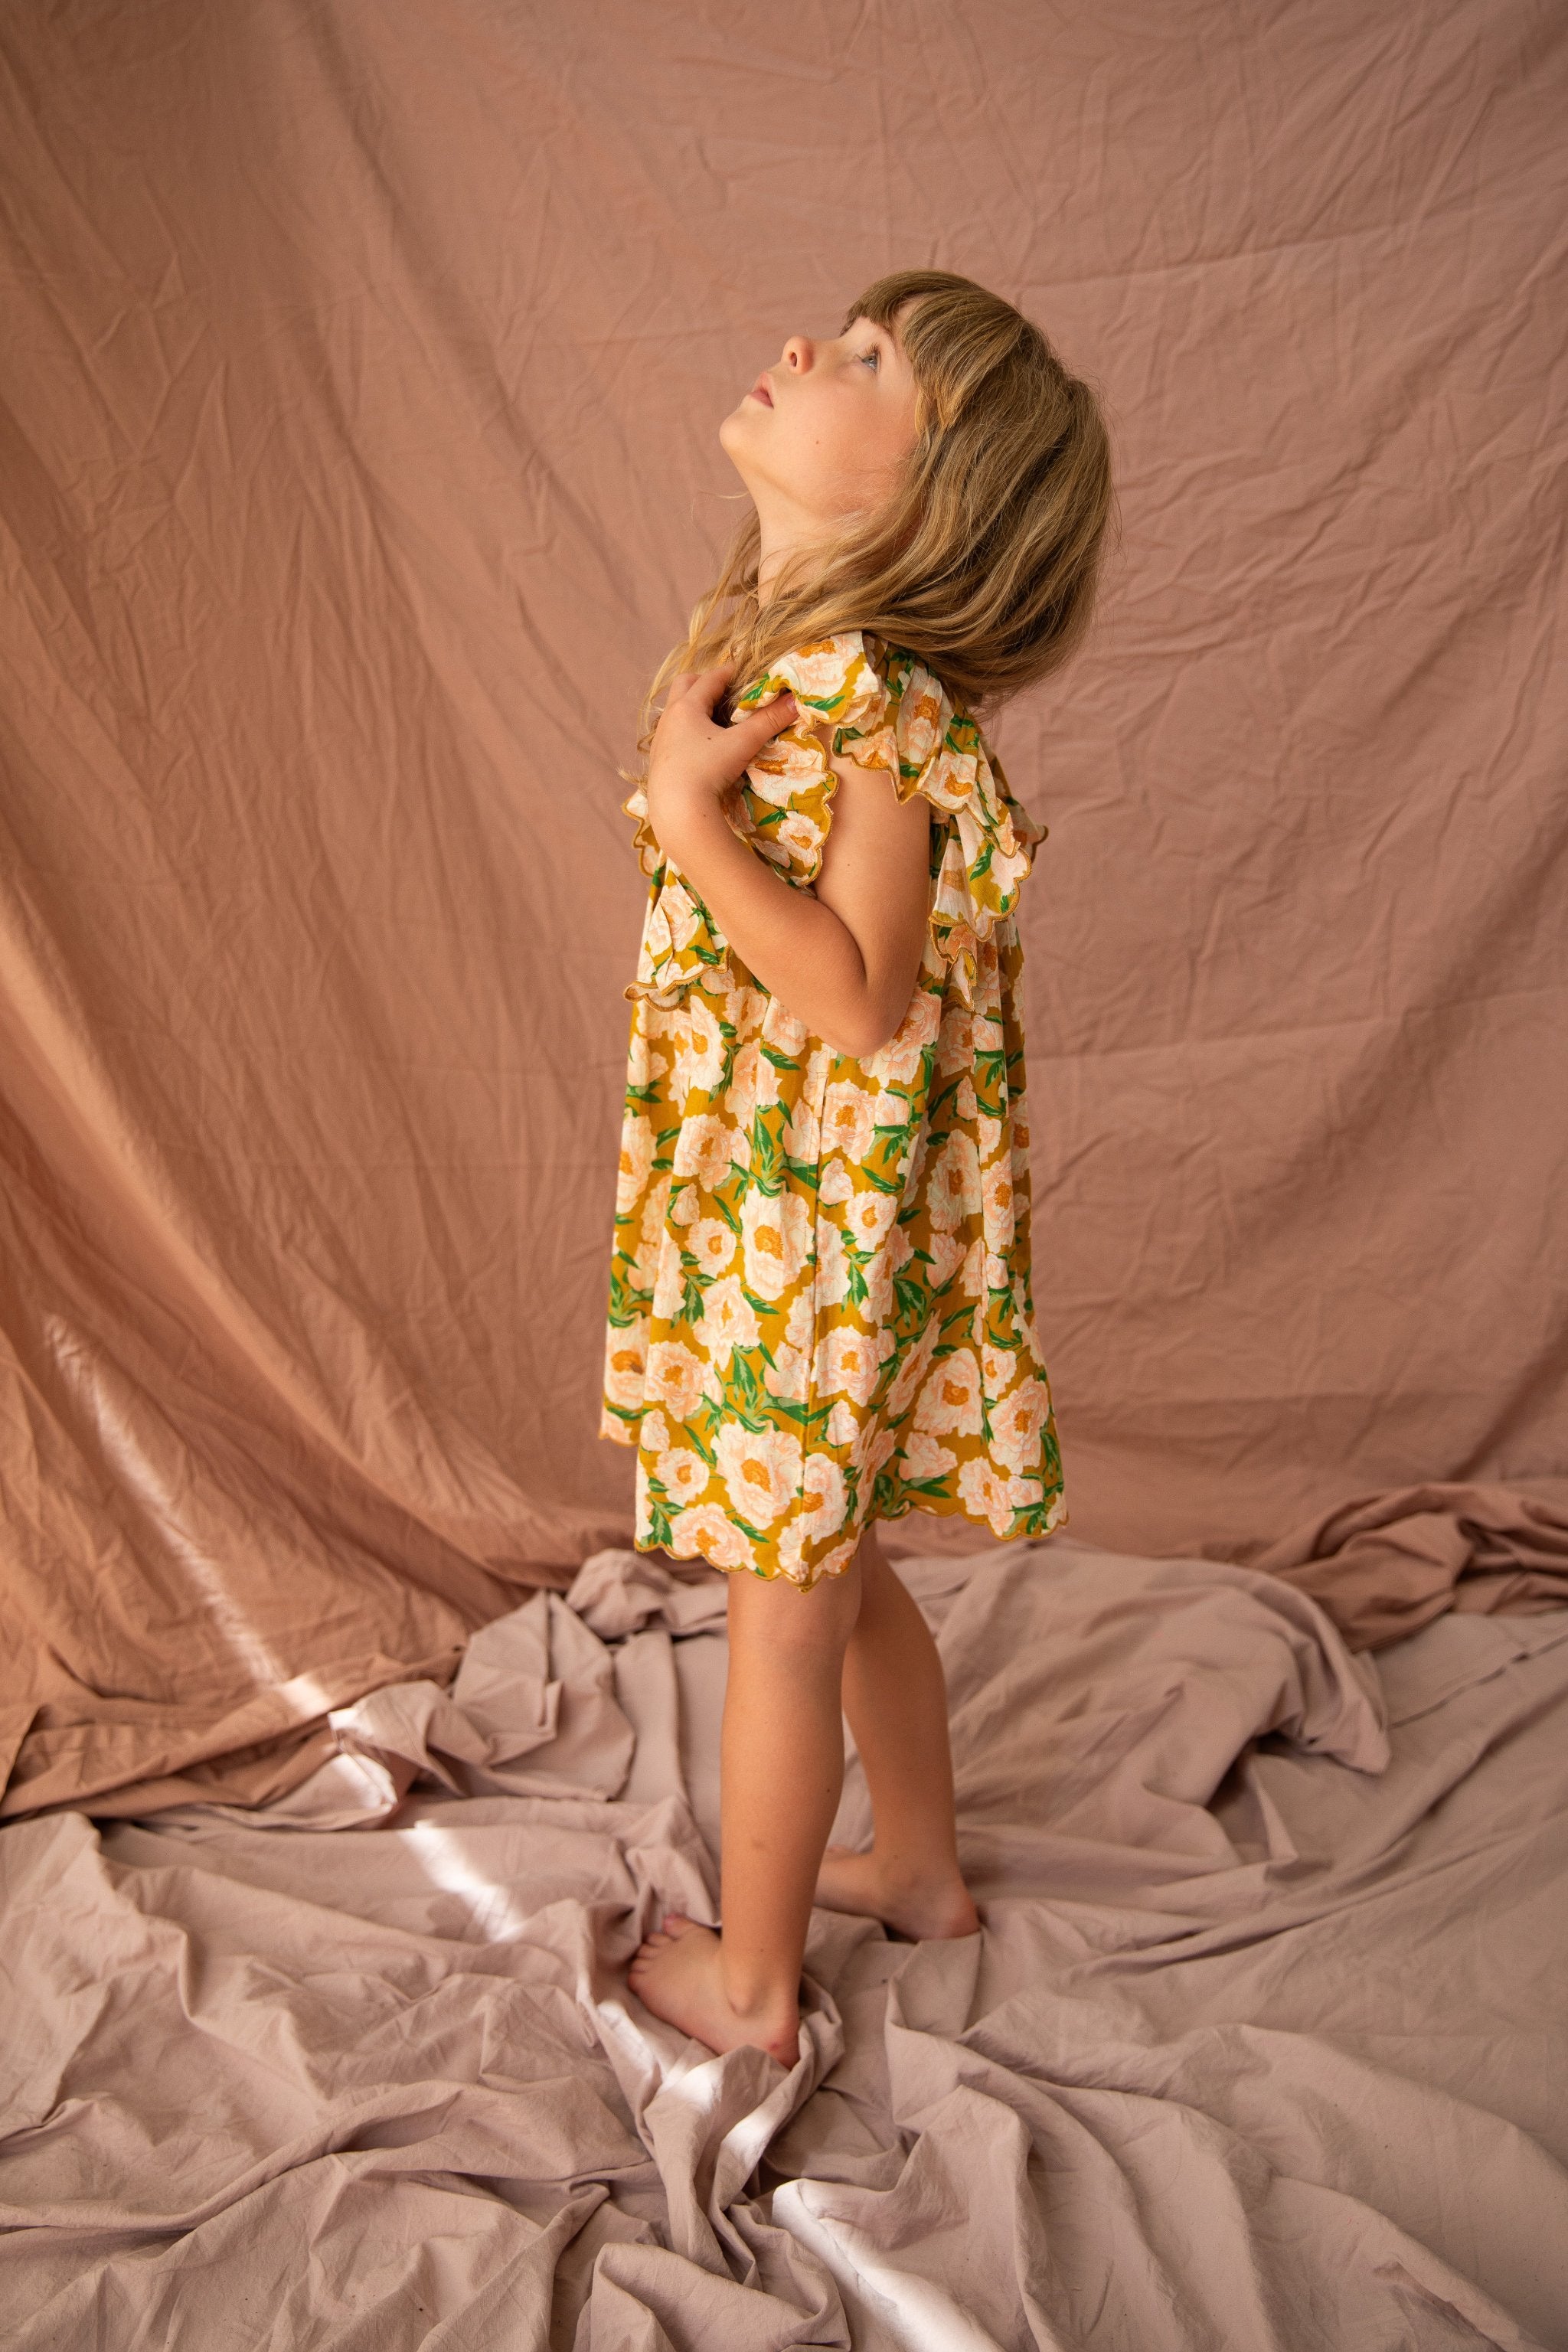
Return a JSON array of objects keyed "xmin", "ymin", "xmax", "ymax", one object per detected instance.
[{"xmin": 599, "ymin": 630, "xmax": 1066, "ymax": 1590}]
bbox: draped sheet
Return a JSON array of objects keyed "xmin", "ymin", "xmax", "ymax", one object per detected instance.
[
  {"xmin": 2, "ymin": 1537, "xmax": 1565, "ymax": 2347},
  {"xmin": 0, "ymin": 0, "xmax": 1563, "ymax": 1813}
]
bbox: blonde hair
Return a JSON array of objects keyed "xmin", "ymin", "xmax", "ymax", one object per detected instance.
[{"xmin": 633, "ymin": 268, "xmax": 1115, "ymax": 762}]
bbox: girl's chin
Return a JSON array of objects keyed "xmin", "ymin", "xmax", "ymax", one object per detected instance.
[{"xmin": 717, "ymin": 413, "xmax": 763, "ymax": 466}]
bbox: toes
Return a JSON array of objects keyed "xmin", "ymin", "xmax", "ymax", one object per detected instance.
[{"xmin": 662, "ymin": 1913, "xmax": 706, "ymax": 1939}]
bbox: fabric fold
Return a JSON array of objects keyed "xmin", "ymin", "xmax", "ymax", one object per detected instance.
[{"xmin": 1245, "ymin": 1478, "xmax": 1568, "ymax": 1651}]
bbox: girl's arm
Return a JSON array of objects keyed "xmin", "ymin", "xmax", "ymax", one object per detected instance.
[{"xmin": 644, "ymin": 664, "xmax": 933, "ymax": 1059}]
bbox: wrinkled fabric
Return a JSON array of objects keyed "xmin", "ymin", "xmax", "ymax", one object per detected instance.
[
  {"xmin": 2, "ymin": 1537, "xmax": 1565, "ymax": 2348},
  {"xmin": 603, "ymin": 632, "xmax": 1063, "ymax": 1588},
  {"xmin": 0, "ymin": 1, "xmax": 1563, "ymax": 1798},
  {"xmin": 1243, "ymin": 1478, "xmax": 1568, "ymax": 1649}
]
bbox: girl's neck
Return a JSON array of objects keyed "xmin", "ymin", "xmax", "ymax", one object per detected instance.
[{"xmin": 754, "ymin": 511, "xmax": 840, "ymax": 609}]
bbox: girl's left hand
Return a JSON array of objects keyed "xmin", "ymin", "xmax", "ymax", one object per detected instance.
[{"xmin": 645, "ymin": 664, "xmax": 799, "ymax": 833}]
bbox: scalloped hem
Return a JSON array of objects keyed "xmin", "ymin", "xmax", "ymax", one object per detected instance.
[
  {"xmin": 628, "ymin": 1483, "xmax": 1070, "ymax": 1590},
  {"xmin": 622, "ymin": 964, "xmax": 734, "ymax": 1007},
  {"xmin": 642, "ymin": 1535, "xmax": 858, "ymax": 1593},
  {"xmin": 872, "ymin": 1486, "xmax": 1070, "ymax": 1544}
]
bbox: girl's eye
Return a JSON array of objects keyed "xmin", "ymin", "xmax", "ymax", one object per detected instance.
[{"xmin": 860, "ymin": 348, "xmax": 880, "ymax": 372}]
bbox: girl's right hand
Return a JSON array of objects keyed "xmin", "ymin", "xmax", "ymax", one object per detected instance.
[{"xmin": 645, "ymin": 664, "xmax": 799, "ymax": 841}]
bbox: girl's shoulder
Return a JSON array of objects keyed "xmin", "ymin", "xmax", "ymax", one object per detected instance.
[
  {"xmin": 733, "ymin": 629, "xmax": 977, "ymax": 760},
  {"xmin": 736, "ymin": 630, "xmax": 1028, "ymax": 815},
  {"xmin": 735, "ymin": 632, "xmax": 1047, "ymax": 1002},
  {"xmin": 733, "ymin": 629, "xmax": 893, "ymax": 737}
]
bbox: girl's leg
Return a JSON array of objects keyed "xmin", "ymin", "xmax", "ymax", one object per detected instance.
[
  {"xmin": 815, "ymin": 1523, "xmax": 979, "ymax": 1939},
  {"xmin": 629, "ymin": 1551, "xmax": 862, "ymax": 2065}
]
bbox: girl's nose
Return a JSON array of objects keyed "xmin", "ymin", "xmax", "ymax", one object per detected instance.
[{"xmin": 780, "ymin": 332, "xmax": 815, "ymax": 372}]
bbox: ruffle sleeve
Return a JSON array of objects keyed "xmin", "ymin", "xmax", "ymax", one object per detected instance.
[
  {"xmin": 774, "ymin": 636, "xmax": 1047, "ymax": 1009},
  {"xmin": 623, "ymin": 631, "xmax": 1045, "ymax": 1010},
  {"xmin": 619, "ymin": 784, "xmax": 739, "ymax": 1006}
]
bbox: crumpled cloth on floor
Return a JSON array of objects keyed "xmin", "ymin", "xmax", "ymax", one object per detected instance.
[
  {"xmin": 1240, "ymin": 1477, "xmax": 1568, "ymax": 1649},
  {"xmin": 2, "ymin": 1533, "xmax": 1565, "ymax": 2348}
]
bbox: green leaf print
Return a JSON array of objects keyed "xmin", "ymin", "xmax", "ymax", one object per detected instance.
[
  {"xmin": 606, "ymin": 1272, "xmax": 646, "ymax": 1328},
  {"xmin": 892, "ymin": 1272, "xmax": 929, "ymax": 1322},
  {"xmin": 766, "ymin": 1396, "xmax": 840, "ymax": 1440},
  {"xmin": 689, "ymin": 1396, "xmax": 722, "ymax": 1450},
  {"xmin": 663, "ymin": 1419, "xmax": 711, "ymax": 1468},
  {"xmin": 750, "ymin": 1122, "xmax": 782, "ymax": 1197}
]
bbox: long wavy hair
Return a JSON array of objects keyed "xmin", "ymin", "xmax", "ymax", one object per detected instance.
[{"xmin": 631, "ymin": 268, "xmax": 1116, "ymax": 767}]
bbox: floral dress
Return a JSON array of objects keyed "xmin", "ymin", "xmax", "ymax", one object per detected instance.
[{"xmin": 599, "ymin": 629, "xmax": 1066, "ymax": 1591}]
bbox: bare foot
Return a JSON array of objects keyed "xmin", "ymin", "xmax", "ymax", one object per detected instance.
[
  {"xmin": 814, "ymin": 1847, "xmax": 980, "ymax": 1941},
  {"xmin": 628, "ymin": 1913, "xmax": 802, "ymax": 2066}
]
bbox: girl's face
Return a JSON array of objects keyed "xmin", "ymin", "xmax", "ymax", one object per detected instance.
[{"xmin": 720, "ymin": 304, "xmax": 922, "ymax": 537}]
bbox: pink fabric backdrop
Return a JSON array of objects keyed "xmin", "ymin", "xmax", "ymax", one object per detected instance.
[{"xmin": 1, "ymin": 0, "xmax": 1563, "ymax": 1814}]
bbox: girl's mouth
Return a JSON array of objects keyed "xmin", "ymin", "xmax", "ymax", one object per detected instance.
[{"xmin": 748, "ymin": 375, "xmax": 774, "ymax": 407}]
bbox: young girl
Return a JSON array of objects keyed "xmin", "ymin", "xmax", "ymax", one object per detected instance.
[{"xmin": 600, "ymin": 270, "xmax": 1112, "ymax": 2065}]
